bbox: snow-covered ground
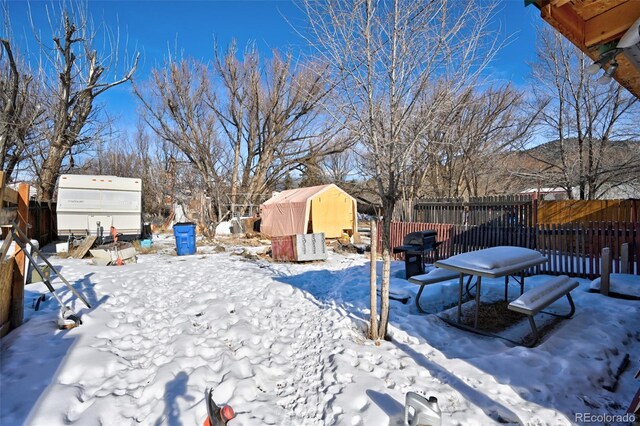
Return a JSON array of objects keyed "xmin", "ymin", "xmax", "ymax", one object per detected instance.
[
  {"xmin": 591, "ymin": 274, "xmax": 640, "ymax": 298},
  {"xmin": 1, "ymin": 236, "xmax": 639, "ymax": 425}
]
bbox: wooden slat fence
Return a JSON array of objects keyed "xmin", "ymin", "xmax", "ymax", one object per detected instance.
[
  {"xmin": 414, "ymin": 195, "xmax": 535, "ymax": 227},
  {"xmin": 413, "ymin": 197, "xmax": 638, "ymax": 226},
  {"xmin": 536, "ymin": 222, "xmax": 639, "ymax": 278},
  {"xmin": 1, "ymin": 200, "xmax": 56, "ymax": 245},
  {"xmin": 382, "ymin": 220, "xmax": 639, "ymax": 279},
  {"xmin": 537, "ymin": 199, "xmax": 638, "ymax": 224},
  {"xmin": 451, "ymin": 223, "xmax": 537, "ymax": 253},
  {"xmin": 27, "ymin": 201, "xmax": 57, "ymax": 245},
  {"xmin": 376, "ymin": 222, "xmax": 455, "ymax": 263},
  {"xmin": 0, "ymin": 173, "xmax": 30, "ymax": 338}
]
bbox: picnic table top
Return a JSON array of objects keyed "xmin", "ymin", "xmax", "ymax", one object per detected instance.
[{"xmin": 434, "ymin": 246, "xmax": 547, "ymax": 279}]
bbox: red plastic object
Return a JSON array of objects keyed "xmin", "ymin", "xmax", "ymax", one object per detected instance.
[
  {"xmin": 271, "ymin": 235, "xmax": 296, "ymax": 261},
  {"xmin": 221, "ymin": 405, "xmax": 235, "ymax": 421}
]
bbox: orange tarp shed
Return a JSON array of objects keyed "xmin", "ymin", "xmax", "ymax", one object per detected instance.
[{"xmin": 260, "ymin": 184, "xmax": 358, "ymax": 238}]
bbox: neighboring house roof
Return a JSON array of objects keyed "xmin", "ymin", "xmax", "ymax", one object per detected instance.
[{"xmin": 521, "ymin": 187, "xmax": 567, "ymax": 194}]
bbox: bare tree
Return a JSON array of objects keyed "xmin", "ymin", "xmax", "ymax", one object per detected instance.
[
  {"xmin": 80, "ymin": 123, "xmax": 173, "ymax": 220},
  {"xmin": 0, "ymin": 5, "xmax": 44, "ymax": 181},
  {"xmin": 303, "ymin": 0, "xmax": 502, "ymax": 339},
  {"xmin": 134, "ymin": 59, "xmax": 224, "ymax": 234},
  {"xmin": 419, "ymin": 84, "xmax": 531, "ymax": 198},
  {"xmin": 27, "ymin": 3, "xmax": 139, "ymax": 200},
  {"xmin": 211, "ymin": 44, "xmax": 346, "ymax": 213},
  {"xmin": 525, "ymin": 27, "xmax": 639, "ymax": 199},
  {"xmin": 322, "ymin": 149, "xmax": 355, "ymax": 184}
]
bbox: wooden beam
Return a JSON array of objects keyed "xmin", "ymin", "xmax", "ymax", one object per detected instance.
[
  {"xmin": 584, "ymin": 1, "xmax": 640, "ymax": 47},
  {"xmin": 613, "ymin": 54, "xmax": 640, "ymax": 99},
  {"xmin": 0, "ymin": 251, "xmax": 14, "ymax": 339},
  {"xmin": 550, "ymin": 0, "xmax": 572, "ymax": 7},
  {"xmin": 10, "ymin": 183, "xmax": 29, "ymax": 330},
  {"xmin": 0, "ymin": 171, "xmax": 18, "ymax": 207},
  {"xmin": 541, "ymin": 3, "xmax": 586, "ymax": 49},
  {"xmin": 538, "ymin": 1, "xmax": 640, "ymax": 99},
  {"xmin": 3, "ymin": 187, "xmax": 18, "ymax": 205}
]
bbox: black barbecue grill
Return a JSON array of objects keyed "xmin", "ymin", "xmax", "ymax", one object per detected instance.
[{"xmin": 393, "ymin": 230, "xmax": 441, "ymax": 279}]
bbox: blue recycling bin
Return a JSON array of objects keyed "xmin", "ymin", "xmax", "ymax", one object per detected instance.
[{"xmin": 173, "ymin": 222, "xmax": 196, "ymax": 256}]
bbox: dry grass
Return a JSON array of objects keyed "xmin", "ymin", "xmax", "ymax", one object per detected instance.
[
  {"xmin": 214, "ymin": 234, "xmax": 268, "ymax": 247},
  {"xmin": 458, "ymin": 300, "xmax": 528, "ymax": 333},
  {"xmin": 131, "ymin": 240, "xmax": 159, "ymax": 254},
  {"xmin": 455, "ymin": 300, "xmax": 566, "ymax": 345}
]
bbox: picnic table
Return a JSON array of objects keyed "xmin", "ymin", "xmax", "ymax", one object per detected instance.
[{"xmin": 434, "ymin": 246, "xmax": 547, "ymax": 329}]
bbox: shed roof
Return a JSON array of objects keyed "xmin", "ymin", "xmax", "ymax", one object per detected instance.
[{"xmin": 262, "ymin": 184, "xmax": 355, "ymax": 205}]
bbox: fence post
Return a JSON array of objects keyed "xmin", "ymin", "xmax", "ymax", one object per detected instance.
[
  {"xmin": 636, "ymin": 221, "xmax": 640, "ymax": 276},
  {"xmin": 10, "ymin": 183, "xmax": 29, "ymax": 330},
  {"xmin": 34, "ymin": 201, "xmax": 41, "ymax": 242},
  {"xmin": 621, "ymin": 243, "xmax": 629, "ymax": 274},
  {"xmin": 601, "ymin": 247, "xmax": 610, "ymax": 296}
]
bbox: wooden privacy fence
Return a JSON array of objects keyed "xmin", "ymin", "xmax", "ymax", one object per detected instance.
[
  {"xmin": 27, "ymin": 201, "xmax": 56, "ymax": 245},
  {"xmin": 376, "ymin": 222, "xmax": 456, "ymax": 263},
  {"xmin": 412, "ymin": 196, "xmax": 638, "ymax": 226},
  {"xmin": 379, "ymin": 220, "xmax": 639, "ymax": 279},
  {"xmin": 451, "ymin": 222, "xmax": 537, "ymax": 253},
  {"xmin": 0, "ymin": 198, "xmax": 56, "ymax": 246},
  {"xmin": 0, "ymin": 172, "xmax": 30, "ymax": 338},
  {"xmin": 413, "ymin": 195, "xmax": 535, "ymax": 227},
  {"xmin": 536, "ymin": 222, "xmax": 639, "ymax": 278},
  {"xmin": 537, "ymin": 199, "xmax": 638, "ymax": 224}
]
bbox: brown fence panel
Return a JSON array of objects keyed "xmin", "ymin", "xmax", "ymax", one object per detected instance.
[
  {"xmin": 0, "ymin": 258, "xmax": 14, "ymax": 337},
  {"xmin": 26, "ymin": 202, "xmax": 56, "ymax": 246},
  {"xmin": 3, "ymin": 201, "xmax": 56, "ymax": 246},
  {"xmin": 376, "ymin": 222, "xmax": 455, "ymax": 262},
  {"xmin": 414, "ymin": 195, "xmax": 535, "ymax": 227},
  {"xmin": 533, "ymin": 221, "xmax": 638, "ymax": 279},
  {"xmin": 537, "ymin": 199, "xmax": 637, "ymax": 224}
]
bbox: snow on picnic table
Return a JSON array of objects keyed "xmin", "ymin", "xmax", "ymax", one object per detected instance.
[{"xmin": 1, "ymin": 237, "xmax": 639, "ymax": 426}]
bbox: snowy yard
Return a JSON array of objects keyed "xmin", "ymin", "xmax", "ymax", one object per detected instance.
[{"xmin": 1, "ymin": 237, "xmax": 639, "ymax": 425}]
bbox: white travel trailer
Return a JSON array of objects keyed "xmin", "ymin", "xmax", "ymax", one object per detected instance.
[{"xmin": 56, "ymin": 174, "xmax": 142, "ymax": 239}]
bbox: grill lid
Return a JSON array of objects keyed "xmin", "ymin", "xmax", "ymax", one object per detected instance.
[{"xmin": 403, "ymin": 230, "xmax": 437, "ymax": 247}]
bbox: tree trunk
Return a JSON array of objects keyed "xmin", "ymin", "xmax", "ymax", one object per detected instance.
[
  {"xmin": 230, "ymin": 136, "xmax": 241, "ymax": 217},
  {"xmin": 378, "ymin": 197, "xmax": 395, "ymax": 339},
  {"xmin": 378, "ymin": 249, "xmax": 391, "ymax": 339},
  {"xmin": 369, "ymin": 220, "xmax": 378, "ymax": 340},
  {"xmin": 38, "ymin": 144, "xmax": 68, "ymax": 201}
]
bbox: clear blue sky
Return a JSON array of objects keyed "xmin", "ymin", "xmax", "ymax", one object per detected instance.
[{"xmin": 4, "ymin": 0, "xmax": 542, "ymax": 135}]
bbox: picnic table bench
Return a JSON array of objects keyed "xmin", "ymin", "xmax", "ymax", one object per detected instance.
[
  {"xmin": 408, "ymin": 268, "xmax": 471, "ymax": 313},
  {"xmin": 508, "ymin": 275, "xmax": 578, "ymax": 346}
]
